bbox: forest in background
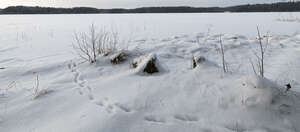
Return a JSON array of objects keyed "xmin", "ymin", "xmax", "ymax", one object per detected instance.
[{"xmin": 0, "ymin": 1, "xmax": 300, "ymax": 14}]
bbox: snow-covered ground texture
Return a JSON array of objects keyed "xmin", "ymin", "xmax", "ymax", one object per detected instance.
[{"xmin": 1, "ymin": 13, "xmax": 300, "ymax": 132}]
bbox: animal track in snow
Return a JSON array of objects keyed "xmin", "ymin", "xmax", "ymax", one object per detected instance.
[
  {"xmin": 78, "ymin": 89, "xmax": 83, "ymax": 95},
  {"xmin": 68, "ymin": 61, "xmax": 206, "ymax": 125},
  {"xmin": 94, "ymin": 98, "xmax": 133, "ymax": 114},
  {"xmin": 144, "ymin": 115, "xmax": 166, "ymax": 123},
  {"xmin": 106, "ymin": 104, "xmax": 115, "ymax": 113},
  {"xmin": 88, "ymin": 93, "xmax": 94, "ymax": 100},
  {"xmin": 78, "ymin": 82, "xmax": 85, "ymax": 87},
  {"xmin": 173, "ymin": 114, "xmax": 199, "ymax": 122},
  {"xmin": 115, "ymin": 103, "xmax": 132, "ymax": 113},
  {"xmin": 68, "ymin": 61, "xmax": 132, "ymax": 115},
  {"xmin": 95, "ymin": 100, "xmax": 105, "ymax": 106},
  {"xmin": 94, "ymin": 98, "xmax": 115, "ymax": 113},
  {"xmin": 73, "ymin": 72, "xmax": 80, "ymax": 83},
  {"xmin": 68, "ymin": 61, "xmax": 94, "ymax": 101},
  {"xmin": 143, "ymin": 114, "xmax": 199, "ymax": 124}
]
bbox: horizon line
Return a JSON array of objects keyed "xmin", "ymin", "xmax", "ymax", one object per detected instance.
[{"xmin": 1, "ymin": 1, "xmax": 297, "ymax": 10}]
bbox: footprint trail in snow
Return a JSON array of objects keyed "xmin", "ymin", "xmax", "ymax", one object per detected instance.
[
  {"xmin": 68, "ymin": 62, "xmax": 94, "ymax": 101},
  {"xmin": 68, "ymin": 61, "xmax": 132, "ymax": 114},
  {"xmin": 68, "ymin": 61, "xmax": 202, "ymax": 124}
]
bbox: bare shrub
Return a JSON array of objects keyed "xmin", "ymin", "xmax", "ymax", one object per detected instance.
[
  {"xmin": 250, "ymin": 26, "xmax": 270, "ymax": 78},
  {"xmin": 73, "ymin": 24, "xmax": 118, "ymax": 64},
  {"xmin": 97, "ymin": 28, "xmax": 118, "ymax": 56},
  {"xmin": 73, "ymin": 24, "xmax": 98, "ymax": 63}
]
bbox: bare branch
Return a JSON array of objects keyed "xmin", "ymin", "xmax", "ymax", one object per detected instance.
[
  {"xmin": 252, "ymin": 26, "xmax": 268, "ymax": 78},
  {"xmin": 219, "ymin": 34, "xmax": 227, "ymax": 73},
  {"xmin": 249, "ymin": 59, "xmax": 258, "ymax": 76}
]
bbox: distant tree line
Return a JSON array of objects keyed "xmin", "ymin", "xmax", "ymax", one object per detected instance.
[
  {"xmin": 0, "ymin": 6, "xmax": 100, "ymax": 14},
  {"xmin": 0, "ymin": 1, "xmax": 300, "ymax": 14}
]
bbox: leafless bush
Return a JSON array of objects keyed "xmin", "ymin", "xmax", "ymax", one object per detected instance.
[
  {"xmin": 97, "ymin": 28, "xmax": 118, "ymax": 56},
  {"xmin": 250, "ymin": 26, "xmax": 270, "ymax": 78},
  {"xmin": 73, "ymin": 24, "xmax": 118, "ymax": 63},
  {"xmin": 73, "ymin": 24, "xmax": 98, "ymax": 63}
]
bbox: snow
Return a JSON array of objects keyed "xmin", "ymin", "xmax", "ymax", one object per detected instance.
[
  {"xmin": 1, "ymin": 12, "xmax": 300, "ymax": 132},
  {"xmin": 132, "ymin": 53, "xmax": 166, "ymax": 74}
]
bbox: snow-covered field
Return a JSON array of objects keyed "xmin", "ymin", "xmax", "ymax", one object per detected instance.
[{"xmin": 1, "ymin": 12, "xmax": 300, "ymax": 132}]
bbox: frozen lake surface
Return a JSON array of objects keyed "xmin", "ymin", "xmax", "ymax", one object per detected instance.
[
  {"xmin": 1, "ymin": 12, "xmax": 300, "ymax": 39},
  {"xmin": 1, "ymin": 12, "xmax": 299, "ymax": 61}
]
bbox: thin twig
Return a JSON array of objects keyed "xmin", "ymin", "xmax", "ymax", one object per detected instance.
[{"xmin": 219, "ymin": 34, "xmax": 227, "ymax": 73}]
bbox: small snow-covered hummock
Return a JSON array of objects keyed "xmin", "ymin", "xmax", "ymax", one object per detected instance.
[
  {"xmin": 240, "ymin": 76, "xmax": 280, "ymax": 107},
  {"xmin": 110, "ymin": 50, "xmax": 129, "ymax": 64},
  {"xmin": 132, "ymin": 54, "xmax": 164, "ymax": 74},
  {"xmin": 238, "ymin": 76, "xmax": 299, "ymax": 114},
  {"xmin": 192, "ymin": 56, "xmax": 219, "ymax": 69}
]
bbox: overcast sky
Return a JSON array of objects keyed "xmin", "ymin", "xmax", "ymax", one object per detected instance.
[{"xmin": 0, "ymin": 0, "xmax": 285, "ymax": 8}]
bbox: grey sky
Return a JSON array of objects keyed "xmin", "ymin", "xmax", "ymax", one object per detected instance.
[{"xmin": 0, "ymin": 0, "xmax": 284, "ymax": 8}]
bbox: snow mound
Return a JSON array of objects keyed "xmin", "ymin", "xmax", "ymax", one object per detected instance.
[
  {"xmin": 238, "ymin": 76, "xmax": 300, "ymax": 115},
  {"xmin": 132, "ymin": 54, "xmax": 165, "ymax": 75},
  {"xmin": 192, "ymin": 56, "xmax": 219, "ymax": 69},
  {"xmin": 239, "ymin": 76, "xmax": 280, "ymax": 108},
  {"xmin": 192, "ymin": 56, "xmax": 206, "ymax": 68},
  {"xmin": 110, "ymin": 50, "xmax": 129, "ymax": 64}
]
